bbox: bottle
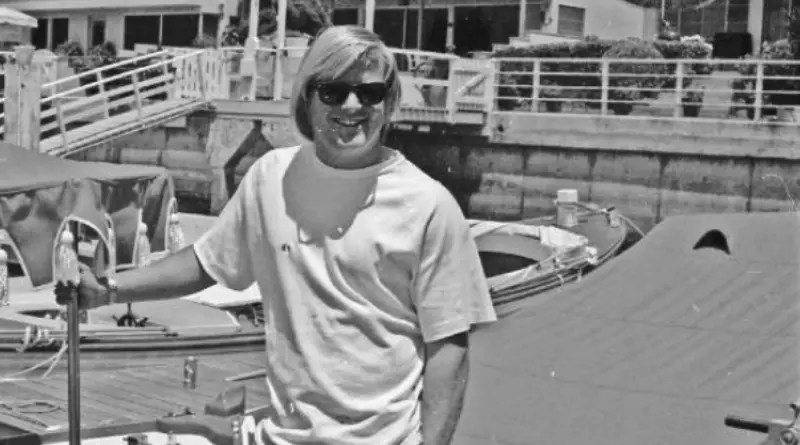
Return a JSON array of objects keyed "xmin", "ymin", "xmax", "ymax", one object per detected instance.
[{"xmin": 555, "ymin": 189, "xmax": 579, "ymax": 228}]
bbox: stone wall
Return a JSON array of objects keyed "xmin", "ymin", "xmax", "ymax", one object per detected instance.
[{"xmin": 71, "ymin": 108, "xmax": 800, "ymax": 233}]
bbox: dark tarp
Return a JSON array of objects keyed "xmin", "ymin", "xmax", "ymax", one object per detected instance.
[
  {"xmin": 457, "ymin": 211, "xmax": 800, "ymax": 445},
  {"xmin": 0, "ymin": 142, "xmax": 174, "ymax": 287}
]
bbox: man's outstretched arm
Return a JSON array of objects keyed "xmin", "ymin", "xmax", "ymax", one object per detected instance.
[
  {"xmin": 112, "ymin": 245, "xmax": 216, "ymax": 303},
  {"xmin": 421, "ymin": 331, "xmax": 470, "ymax": 445},
  {"xmin": 62, "ymin": 245, "xmax": 217, "ymax": 309}
]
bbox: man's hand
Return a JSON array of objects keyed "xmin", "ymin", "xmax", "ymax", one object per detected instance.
[{"xmin": 54, "ymin": 263, "xmax": 108, "ymax": 310}]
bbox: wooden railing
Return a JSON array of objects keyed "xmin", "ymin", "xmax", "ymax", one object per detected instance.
[
  {"xmin": 492, "ymin": 56, "xmax": 800, "ymax": 123},
  {"xmin": 0, "ymin": 50, "xmax": 229, "ymax": 149},
  {"xmin": 389, "ymin": 47, "xmax": 492, "ymax": 124}
]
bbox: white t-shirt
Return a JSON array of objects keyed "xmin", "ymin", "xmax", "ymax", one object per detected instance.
[{"xmin": 194, "ymin": 144, "xmax": 496, "ymax": 445}]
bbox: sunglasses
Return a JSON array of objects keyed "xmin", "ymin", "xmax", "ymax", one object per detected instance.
[{"xmin": 311, "ymin": 81, "xmax": 389, "ymax": 107}]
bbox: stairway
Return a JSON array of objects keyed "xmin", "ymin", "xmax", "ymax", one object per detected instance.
[{"xmin": 0, "ymin": 49, "xmax": 225, "ymax": 158}]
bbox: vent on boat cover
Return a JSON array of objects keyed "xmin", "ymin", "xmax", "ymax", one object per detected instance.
[{"xmin": 693, "ymin": 229, "xmax": 730, "ymax": 254}]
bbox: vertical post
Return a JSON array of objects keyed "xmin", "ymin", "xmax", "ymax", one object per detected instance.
[
  {"xmin": 519, "ymin": 0, "xmax": 527, "ymax": 38},
  {"xmin": 216, "ymin": 3, "xmax": 229, "ymax": 48},
  {"xmin": 132, "ymin": 73, "xmax": 143, "ymax": 119},
  {"xmin": 674, "ymin": 60, "xmax": 684, "ymax": 118},
  {"xmin": 274, "ymin": 0, "xmax": 287, "ymax": 101},
  {"xmin": 446, "ymin": 6, "xmax": 454, "ymax": 51},
  {"xmin": 754, "ymin": 61, "xmax": 764, "ymax": 121},
  {"xmin": 55, "ymin": 228, "xmax": 81, "ymax": 445},
  {"xmin": 241, "ymin": 0, "xmax": 260, "ymax": 100},
  {"xmin": 531, "ymin": 60, "xmax": 541, "ymax": 112},
  {"xmin": 600, "ymin": 60, "xmax": 609, "ymax": 115},
  {"xmin": 402, "ymin": 8, "xmax": 408, "ymax": 48},
  {"xmin": 96, "ymin": 71, "xmax": 110, "ymax": 118},
  {"xmin": 417, "ymin": 0, "xmax": 424, "ymax": 50},
  {"xmin": 198, "ymin": 12, "xmax": 205, "ymax": 42},
  {"xmin": 365, "ymin": 0, "xmax": 375, "ymax": 31},
  {"xmin": 197, "ymin": 52, "xmax": 208, "ymax": 101},
  {"xmin": 5, "ymin": 46, "xmax": 42, "ymax": 152}
]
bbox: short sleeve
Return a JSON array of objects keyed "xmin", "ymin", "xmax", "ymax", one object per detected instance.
[
  {"xmin": 193, "ymin": 166, "xmax": 259, "ymax": 291},
  {"xmin": 413, "ymin": 186, "xmax": 496, "ymax": 343}
]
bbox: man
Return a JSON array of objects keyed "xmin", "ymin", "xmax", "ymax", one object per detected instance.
[{"xmin": 58, "ymin": 25, "xmax": 496, "ymax": 445}]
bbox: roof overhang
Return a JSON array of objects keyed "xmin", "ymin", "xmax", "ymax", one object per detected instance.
[
  {"xmin": 2, "ymin": 0, "xmax": 230, "ymax": 15},
  {"xmin": 0, "ymin": 6, "xmax": 37, "ymax": 27}
]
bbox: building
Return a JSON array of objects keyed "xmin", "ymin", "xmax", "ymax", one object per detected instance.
[
  {"xmin": 332, "ymin": 0, "xmax": 787, "ymax": 56},
  {"xmin": 0, "ymin": 0, "xmax": 791, "ymax": 58},
  {"xmin": 0, "ymin": 0, "xmax": 238, "ymax": 56},
  {"xmin": 330, "ymin": 0, "xmax": 659, "ymax": 55}
]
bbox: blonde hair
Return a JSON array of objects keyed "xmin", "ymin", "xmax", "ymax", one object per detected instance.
[{"xmin": 290, "ymin": 25, "xmax": 401, "ymax": 141}]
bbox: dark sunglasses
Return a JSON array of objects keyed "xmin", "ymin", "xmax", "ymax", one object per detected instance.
[{"xmin": 311, "ymin": 81, "xmax": 389, "ymax": 107}]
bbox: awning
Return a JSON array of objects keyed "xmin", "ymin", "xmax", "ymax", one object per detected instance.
[{"xmin": 0, "ymin": 6, "xmax": 36, "ymax": 28}]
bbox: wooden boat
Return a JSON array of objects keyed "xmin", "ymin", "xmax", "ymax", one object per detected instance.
[{"xmin": 0, "ymin": 142, "xmax": 266, "ymax": 375}]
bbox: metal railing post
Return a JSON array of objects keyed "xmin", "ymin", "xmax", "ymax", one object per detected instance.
[
  {"xmin": 754, "ymin": 61, "xmax": 764, "ymax": 121},
  {"xmin": 600, "ymin": 60, "xmax": 609, "ymax": 116},
  {"xmin": 531, "ymin": 60, "xmax": 541, "ymax": 113},
  {"xmin": 674, "ymin": 61, "xmax": 684, "ymax": 118}
]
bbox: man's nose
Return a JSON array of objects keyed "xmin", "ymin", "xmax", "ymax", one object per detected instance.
[{"xmin": 341, "ymin": 91, "xmax": 361, "ymax": 109}]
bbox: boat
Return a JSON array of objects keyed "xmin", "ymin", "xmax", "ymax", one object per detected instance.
[{"xmin": 0, "ymin": 141, "xmax": 265, "ymax": 376}]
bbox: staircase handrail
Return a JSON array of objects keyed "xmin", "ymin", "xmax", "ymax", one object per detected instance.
[
  {"xmin": 41, "ymin": 50, "xmax": 172, "ymax": 90},
  {"xmin": 40, "ymin": 50, "xmax": 205, "ymax": 104}
]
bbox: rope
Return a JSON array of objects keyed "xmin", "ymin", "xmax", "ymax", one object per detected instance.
[
  {"xmin": 2, "ymin": 328, "xmax": 68, "ymax": 381},
  {"xmin": 0, "ymin": 400, "xmax": 63, "ymax": 428}
]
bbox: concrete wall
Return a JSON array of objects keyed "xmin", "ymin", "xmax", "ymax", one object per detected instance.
[{"xmin": 70, "ymin": 108, "xmax": 799, "ymax": 234}]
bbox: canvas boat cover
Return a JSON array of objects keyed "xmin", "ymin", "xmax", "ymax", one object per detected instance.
[
  {"xmin": 0, "ymin": 142, "xmax": 174, "ymax": 287},
  {"xmin": 456, "ymin": 211, "xmax": 800, "ymax": 445}
]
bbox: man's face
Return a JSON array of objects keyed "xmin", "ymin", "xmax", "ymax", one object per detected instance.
[{"xmin": 307, "ymin": 56, "xmax": 389, "ymax": 169}]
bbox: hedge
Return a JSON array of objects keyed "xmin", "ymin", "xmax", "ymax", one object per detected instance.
[{"xmin": 492, "ymin": 37, "xmax": 713, "ymax": 112}]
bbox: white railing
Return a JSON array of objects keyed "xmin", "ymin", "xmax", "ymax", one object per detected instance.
[
  {"xmin": 492, "ymin": 57, "xmax": 800, "ymax": 123},
  {"xmin": 35, "ymin": 50, "xmax": 223, "ymax": 149}
]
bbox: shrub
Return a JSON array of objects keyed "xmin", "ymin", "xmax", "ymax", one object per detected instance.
[
  {"xmin": 737, "ymin": 39, "xmax": 800, "ymax": 108},
  {"xmin": 603, "ymin": 38, "xmax": 665, "ymax": 114},
  {"xmin": 492, "ymin": 37, "xmax": 712, "ymax": 111}
]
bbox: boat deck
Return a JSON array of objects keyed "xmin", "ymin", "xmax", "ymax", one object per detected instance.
[{"xmin": 0, "ymin": 350, "xmax": 266, "ymax": 436}]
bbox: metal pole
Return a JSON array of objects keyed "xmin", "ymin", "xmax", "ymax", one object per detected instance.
[
  {"xmin": 58, "ymin": 228, "xmax": 81, "ymax": 445},
  {"xmin": 365, "ymin": 0, "xmax": 375, "ymax": 31},
  {"xmin": 661, "ymin": 0, "xmax": 666, "ymax": 20},
  {"xmin": 417, "ymin": 0, "xmax": 424, "ymax": 50},
  {"xmin": 67, "ymin": 287, "xmax": 81, "ymax": 445},
  {"xmin": 241, "ymin": 0, "xmax": 260, "ymax": 99},
  {"xmin": 273, "ymin": 0, "xmax": 286, "ymax": 100}
]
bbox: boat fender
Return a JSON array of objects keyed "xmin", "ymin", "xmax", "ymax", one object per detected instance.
[
  {"xmin": 136, "ymin": 223, "xmax": 152, "ymax": 267},
  {"xmin": 167, "ymin": 213, "xmax": 186, "ymax": 254}
]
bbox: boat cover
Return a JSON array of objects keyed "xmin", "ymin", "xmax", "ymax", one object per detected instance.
[
  {"xmin": 0, "ymin": 142, "xmax": 174, "ymax": 287},
  {"xmin": 456, "ymin": 211, "xmax": 800, "ymax": 445}
]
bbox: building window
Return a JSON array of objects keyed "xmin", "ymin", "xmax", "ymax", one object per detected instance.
[
  {"xmin": 52, "ymin": 18, "xmax": 69, "ymax": 48},
  {"xmin": 124, "ymin": 15, "xmax": 160, "ymax": 50},
  {"xmin": 90, "ymin": 19, "xmax": 106, "ymax": 47},
  {"xmin": 162, "ymin": 15, "xmax": 199, "ymax": 46},
  {"xmin": 32, "ymin": 17, "xmax": 69, "ymax": 50},
  {"xmin": 332, "ymin": 8, "xmax": 358, "ymax": 25},
  {"xmin": 124, "ymin": 14, "xmax": 210, "ymax": 50},
  {"xmin": 664, "ymin": 0, "xmax": 750, "ymax": 39},
  {"xmin": 454, "ymin": 5, "xmax": 520, "ymax": 56},
  {"xmin": 557, "ymin": 5, "xmax": 584, "ymax": 37},
  {"xmin": 32, "ymin": 18, "xmax": 48, "ymax": 49}
]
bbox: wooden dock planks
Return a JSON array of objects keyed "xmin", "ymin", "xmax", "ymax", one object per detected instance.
[{"xmin": 0, "ymin": 350, "xmax": 268, "ymax": 434}]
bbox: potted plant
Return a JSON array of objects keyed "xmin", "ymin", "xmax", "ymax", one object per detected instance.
[
  {"xmin": 682, "ymin": 86, "xmax": 705, "ymax": 117},
  {"xmin": 540, "ymin": 83, "xmax": 563, "ymax": 112}
]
